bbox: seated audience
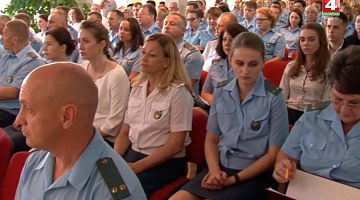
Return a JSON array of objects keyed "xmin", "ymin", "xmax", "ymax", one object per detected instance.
[
  {"xmin": 156, "ymin": 7, "xmax": 169, "ymax": 30},
  {"xmin": 15, "ymin": 62, "xmax": 146, "ymax": 199},
  {"xmin": 68, "ymin": 7, "xmax": 85, "ymax": 31},
  {"xmin": 87, "ymin": 11, "xmax": 102, "ymax": 22},
  {"xmin": 114, "ymin": 33, "xmax": 193, "ymax": 196},
  {"xmin": 35, "ymin": 14, "xmax": 48, "ymax": 41},
  {"xmin": 279, "ymin": 9, "xmax": 303, "ymax": 56},
  {"xmin": 43, "ymin": 27, "xmax": 76, "ymax": 62},
  {"xmin": 113, "ymin": 18, "xmax": 144, "ymax": 80},
  {"xmin": 170, "ymin": 32, "xmax": 288, "ymax": 200},
  {"xmin": 78, "ymin": 20, "xmax": 130, "ymax": 147},
  {"xmin": 345, "ymin": 13, "xmax": 360, "ymax": 45},
  {"xmin": 304, "ymin": 5, "xmax": 318, "ymax": 23},
  {"xmin": 280, "ymin": 23, "xmax": 331, "ymax": 125},
  {"xmin": 326, "ymin": 12, "xmax": 350, "ymax": 55},
  {"xmin": 341, "ymin": 5, "xmax": 355, "ymax": 38},
  {"xmin": 273, "ymin": 45, "xmax": 360, "ymax": 189},
  {"xmin": 184, "ymin": 9, "xmax": 205, "ymax": 45}
]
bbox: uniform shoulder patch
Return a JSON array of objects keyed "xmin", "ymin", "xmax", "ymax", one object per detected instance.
[
  {"xmin": 212, "ymin": 58, "xmax": 222, "ymax": 64},
  {"xmin": 306, "ymin": 101, "xmax": 331, "ymax": 111},
  {"xmin": 264, "ymin": 80, "xmax": 282, "ymax": 95},
  {"xmin": 184, "ymin": 42, "xmax": 196, "ymax": 51},
  {"xmin": 29, "ymin": 36, "xmax": 36, "ymax": 43},
  {"xmin": 217, "ymin": 78, "xmax": 234, "ymax": 88},
  {"xmin": 29, "ymin": 148, "xmax": 40, "ymax": 153},
  {"xmin": 96, "ymin": 157, "xmax": 131, "ymax": 200},
  {"xmin": 27, "ymin": 51, "xmax": 38, "ymax": 58}
]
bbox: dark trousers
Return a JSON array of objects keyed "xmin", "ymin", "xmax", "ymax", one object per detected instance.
[
  {"xmin": 287, "ymin": 108, "xmax": 304, "ymax": 125},
  {"xmin": 0, "ymin": 109, "xmax": 17, "ymax": 128},
  {"xmin": 123, "ymin": 148, "xmax": 186, "ymax": 197}
]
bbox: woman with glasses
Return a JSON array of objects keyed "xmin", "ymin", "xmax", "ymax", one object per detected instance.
[
  {"xmin": 273, "ymin": 45, "xmax": 360, "ymax": 189},
  {"xmin": 255, "ymin": 7, "xmax": 286, "ymax": 62},
  {"xmin": 170, "ymin": 32, "xmax": 288, "ymax": 200},
  {"xmin": 113, "ymin": 18, "xmax": 144, "ymax": 80},
  {"xmin": 279, "ymin": 9, "xmax": 303, "ymax": 56},
  {"xmin": 280, "ymin": 23, "xmax": 331, "ymax": 125},
  {"xmin": 183, "ymin": 9, "xmax": 205, "ymax": 45}
]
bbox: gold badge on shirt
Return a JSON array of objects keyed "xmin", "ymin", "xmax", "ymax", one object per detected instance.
[
  {"xmin": 251, "ymin": 121, "xmax": 261, "ymax": 131},
  {"xmin": 7, "ymin": 76, "xmax": 13, "ymax": 84},
  {"xmin": 126, "ymin": 60, "xmax": 132, "ymax": 65},
  {"xmin": 154, "ymin": 110, "xmax": 162, "ymax": 119},
  {"xmin": 266, "ymin": 43, "xmax": 271, "ymax": 48}
]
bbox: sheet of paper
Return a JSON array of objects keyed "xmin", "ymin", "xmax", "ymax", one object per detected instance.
[{"xmin": 286, "ymin": 170, "xmax": 360, "ymax": 200}]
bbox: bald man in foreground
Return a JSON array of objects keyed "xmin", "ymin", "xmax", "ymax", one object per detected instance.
[{"xmin": 15, "ymin": 63, "xmax": 146, "ymax": 200}]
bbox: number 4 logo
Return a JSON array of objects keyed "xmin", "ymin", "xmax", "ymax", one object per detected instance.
[
  {"xmin": 323, "ymin": 0, "xmax": 340, "ymax": 17},
  {"xmin": 325, "ymin": 0, "xmax": 337, "ymax": 10}
]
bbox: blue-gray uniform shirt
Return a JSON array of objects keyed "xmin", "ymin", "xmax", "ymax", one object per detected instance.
[
  {"xmin": 207, "ymin": 74, "xmax": 288, "ymax": 170},
  {"xmin": 202, "ymin": 58, "xmax": 234, "ymax": 93},
  {"xmin": 15, "ymin": 129, "xmax": 147, "ymax": 199},
  {"xmin": 191, "ymin": 27, "xmax": 217, "ymax": 47},
  {"xmin": 142, "ymin": 23, "xmax": 161, "ymax": 39},
  {"xmin": 345, "ymin": 23, "xmax": 355, "ymax": 38},
  {"xmin": 240, "ymin": 17, "xmax": 257, "ymax": 32},
  {"xmin": 255, "ymin": 28, "xmax": 286, "ymax": 60},
  {"xmin": 0, "ymin": 45, "xmax": 5, "ymax": 56},
  {"xmin": 282, "ymin": 102, "xmax": 360, "ymax": 188},
  {"xmin": 279, "ymin": 26, "xmax": 301, "ymax": 55},
  {"xmin": 274, "ymin": 17, "xmax": 287, "ymax": 31},
  {"xmin": 199, "ymin": 17, "xmax": 208, "ymax": 30},
  {"xmin": 177, "ymin": 39, "xmax": 204, "ymax": 94},
  {"xmin": 232, "ymin": 10, "xmax": 244, "ymax": 23},
  {"xmin": 183, "ymin": 26, "xmax": 205, "ymax": 45},
  {"xmin": 0, "ymin": 44, "xmax": 45, "ymax": 115},
  {"xmin": 66, "ymin": 25, "xmax": 79, "ymax": 63},
  {"xmin": 108, "ymin": 30, "xmax": 119, "ymax": 51},
  {"xmin": 113, "ymin": 47, "xmax": 141, "ymax": 76},
  {"xmin": 202, "ymin": 39, "xmax": 220, "ymax": 71},
  {"xmin": 29, "ymin": 31, "xmax": 43, "ymax": 53}
]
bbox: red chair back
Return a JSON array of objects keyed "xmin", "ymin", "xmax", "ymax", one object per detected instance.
[
  {"xmin": 0, "ymin": 128, "xmax": 12, "ymax": 192},
  {"xmin": 262, "ymin": 61, "xmax": 288, "ymax": 86},
  {"xmin": 199, "ymin": 70, "xmax": 208, "ymax": 94},
  {"xmin": 283, "ymin": 48, "xmax": 289, "ymax": 61},
  {"xmin": 1, "ymin": 151, "xmax": 30, "ymax": 200}
]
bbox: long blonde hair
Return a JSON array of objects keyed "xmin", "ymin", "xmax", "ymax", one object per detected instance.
[{"xmin": 132, "ymin": 34, "xmax": 193, "ymax": 93}]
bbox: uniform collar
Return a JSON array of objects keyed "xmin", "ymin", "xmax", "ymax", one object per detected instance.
[
  {"xmin": 223, "ymin": 74, "xmax": 266, "ymax": 98},
  {"xmin": 15, "ymin": 44, "xmax": 32, "ymax": 59},
  {"xmin": 143, "ymin": 22, "xmax": 158, "ymax": 34}
]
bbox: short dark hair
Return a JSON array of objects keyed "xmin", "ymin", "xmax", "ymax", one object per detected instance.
[
  {"xmin": 142, "ymin": 4, "xmax": 157, "ymax": 21},
  {"xmin": 327, "ymin": 45, "xmax": 360, "ymax": 94},
  {"xmin": 110, "ymin": 9, "xmax": 125, "ymax": 19},
  {"xmin": 216, "ymin": 23, "xmax": 248, "ymax": 58},
  {"xmin": 70, "ymin": 7, "xmax": 85, "ymax": 22},
  {"xmin": 188, "ymin": 9, "xmax": 204, "ymax": 18},
  {"xmin": 295, "ymin": 0, "xmax": 306, "ymax": 8},
  {"xmin": 187, "ymin": 2, "xmax": 199, "ymax": 9},
  {"xmin": 127, "ymin": 3, "xmax": 134, "ymax": 7},
  {"xmin": 244, "ymin": 1, "xmax": 257, "ymax": 10},
  {"xmin": 146, "ymin": 0, "xmax": 156, "ymax": 7},
  {"xmin": 45, "ymin": 26, "xmax": 76, "ymax": 56},
  {"xmin": 88, "ymin": 12, "xmax": 102, "ymax": 22}
]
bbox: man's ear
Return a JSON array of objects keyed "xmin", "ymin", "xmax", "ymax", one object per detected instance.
[{"xmin": 61, "ymin": 104, "xmax": 76, "ymax": 130}]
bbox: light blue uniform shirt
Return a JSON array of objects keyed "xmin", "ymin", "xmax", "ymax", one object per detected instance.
[
  {"xmin": 256, "ymin": 28, "xmax": 286, "ymax": 60},
  {"xmin": 202, "ymin": 58, "xmax": 234, "ymax": 93},
  {"xmin": 177, "ymin": 39, "xmax": 204, "ymax": 94},
  {"xmin": 232, "ymin": 10, "xmax": 244, "ymax": 23},
  {"xmin": 142, "ymin": 23, "xmax": 161, "ymax": 39},
  {"xmin": 29, "ymin": 31, "xmax": 43, "ymax": 53},
  {"xmin": 0, "ymin": 45, "xmax": 5, "ymax": 56},
  {"xmin": 199, "ymin": 17, "xmax": 208, "ymax": 30},
  {"xmin": 202, "ymin": 39, "xmax": 220, "ymax": 71},
  {"xmin": 274, "ymin": 18, "xmax": 287, "ymax": 31},
  {"xmin": 207, "ymin": 74, "xmax": 288, "ymax": 170},
  {"xmin": 15, "ymin": 130, "xmax": 147, "ymax": 200},
  {"xmin": 0, "ymin": 45, "xmax": 45, "ymax": 115},
  {"xmin": 240, "ymin": 17, "xmax": 257, "ymax": 32},
  {"xmin": 113, "ymin": 47, "xmax": 141, "ymax": 76},
  {"xmin": 345, "ymin": 23, "xmax": 355, "ymax": 38},
  {"xmin": 108, "ymin": 30, "xmax": 119, "ymax": 51},
  {"xmin": 282, "ymin": 102, "xmax": 360, "ymax": 188},
  {"xmin": 279, "ymin": 26, "xmax": 301, "ymax": 55},
  {"xmin": 183, "ymin": 26, "xmax": 204, "ymax": 45},
  {"xmin": 187, "ymin": 27, "xmax": 216, "ymax": 47}
]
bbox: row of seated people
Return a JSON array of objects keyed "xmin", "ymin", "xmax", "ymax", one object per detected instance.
[{"xmin": 1, "ymin": 32, "xmax": 359, "ymax": 200}]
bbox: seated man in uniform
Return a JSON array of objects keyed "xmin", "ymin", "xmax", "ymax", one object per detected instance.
[
  {"xmin": 15, "ymin": 62, "xmax": 146, "ymax": 199},
  {"xmin": 0, "ymin": 19, "xmax": 45, "ymax": 128}
]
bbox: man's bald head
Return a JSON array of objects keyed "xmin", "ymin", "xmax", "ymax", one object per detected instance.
[
  {"xmin": 5, "ymin": 19, "xmax": 29, "ymax": 43},
  {"xmin": 22, "ymin": 62, "xmax": 98, "ymax": 122},
  {"xmin": 215, "ymin": 12, "xmax": 238, "ymax": 36},
  {"xmin": 47, "ymin": 12, "xmax": 67, "ymax": 29}
]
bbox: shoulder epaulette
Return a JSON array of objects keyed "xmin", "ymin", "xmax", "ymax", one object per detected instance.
[
  {"xmin": 212, "ymin": 58, "xmax": 222, "ymax": 64},
  {"xmin": 264, "ymin": 80, "xmax": 282, "ymax": 95},
  {"xmin": 27, "ymin": 51, "xmax": 37, "ymax": 58},
  {"xmin": 29, "ymin": 36, "xmax": 36, "ymax": 43},
  {"xmin": 184, "ymin": 42, "xmax": 196, "ymax": 51},
  {"xmin": 306, "ymin": 101, "xmax": 331, "ymax": 111},
  {"xmin": 96, "ymin": 157, "xmax": 131, "ymax": 200},
  {"xmin": 29, "ymin": 148, "xmax": 39, "ymax": 153},
  {"xmin": 217, "ymin": 78, "xmax": 234, "ymax": 88}
]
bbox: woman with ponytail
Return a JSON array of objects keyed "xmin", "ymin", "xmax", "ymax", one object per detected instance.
[{"xmin": 78, "ymin": 20, "xmax": 130, "ymax": 147}]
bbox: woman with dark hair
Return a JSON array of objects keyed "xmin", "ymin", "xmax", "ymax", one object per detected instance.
[
  {"xmin": 345, "ymin": 13, "xmax": 360, "ymax": 45},
  {"xmin": 273, "ymin": 45, "xmax": 360, "ymax": 189},
  {"xmin": 69, "ymin": 7, "xmax": 85, "ymax": 31},
  {"xmin": 114, "ymin": 34, "xmax": 193, "ymax": 196},
  {"xmin": 280, "ymin": 23, "xmax": 331, "ymax": 125},
  {"xmin": 113, "ymin": 18, "xmax": 144, "ymax": 80},
  {"xmin": 279, "ymin": 9, "xmax": 303, "ymax": 56},
  {"xmin": 255, "ymin": 7, "xmax": 286, "ymax": 62},
  {"xmin": 36, "ymin": 14, "xmax": 48, "ymax": 40},
  {"xmin": 201, "ymin": 23, "xmax": 247, "ymax": 105},
  {"xmin": 171, "ymin": 32, "xmax": 288, "ymax": 200},
  {"xmin": 43, "ymin": 27, "xmax": 76, "ymax": 62},
  {"xmin": 184, "ymin": 9, "xmax": 205, "ymax": 45},
  {"xmin": 78, "ymin": 20, "xmax": 130, "ymax": 147}
]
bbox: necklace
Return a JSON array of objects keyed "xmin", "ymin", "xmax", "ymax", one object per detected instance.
[{"xmin": 89, "ymin": 59, "xmax": 106, "ymax": 82}]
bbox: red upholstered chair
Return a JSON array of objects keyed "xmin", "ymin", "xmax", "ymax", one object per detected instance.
[
  {"xmin": 149, "ymin": 108, "xmax": 208, "ymax": 200},
  {"xmin": 199, "ymin": 70, "xmax": 208, "ymax": 94},
  {"xmin": 0, "ymin": 151, "xmax": 30, "ymax": 200},
  {"xmin": 283, "ymin": 48, "xmax": 289, "ymax": 61},
  {"xmin": 0, "ymin": 128, "xmax": 12, "ymax": 193},
  {"xmin": 262, "ymin": 61, "xmax": 289, "ymax": 86},
  {"xmin": 291, "ymin": 50, "xmax": 297, "ymax": 61}
]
